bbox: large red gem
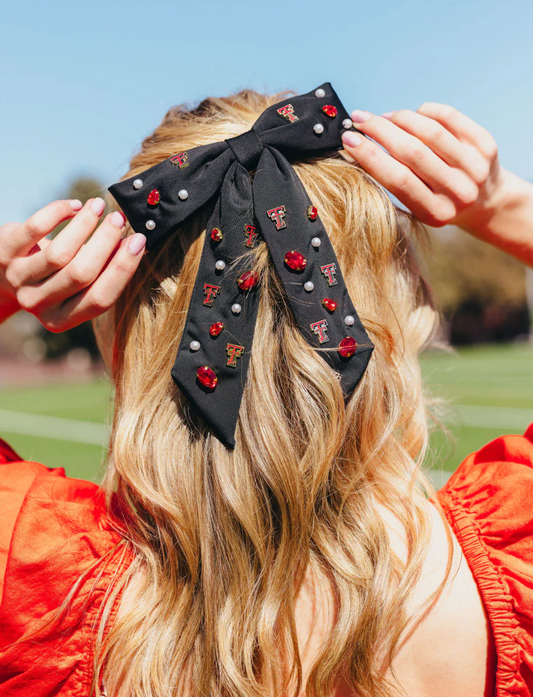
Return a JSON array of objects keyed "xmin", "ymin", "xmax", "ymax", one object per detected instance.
[
  {"xmin": 322, "ymin": 298, "xmax": 337, "ymax": 313},
  {"xmin": 209, "ymin": 321, "xmax": 224, "ymax": 337},
  {"xmin": 307, "ymin": 205, "xmax": 318, "ymax": 221},
  {"xmin": 147, "ymin": 189, "xmax": 160, "ymax": 206},
  {"xmin": 338, "ymin": 337, "xmax": 357, "ymax": 358},
  {"xmin": 322, "ymin": 105, "xmax": 338, "ymax": 118},
  {"xmin": 237, "ymin": 270, "xmax": 259, "ymax": 290},
  {"xmin": 211, "ymin": 227, "xmax": 223, "ymax": 242},
  {"xmin": 284, "ymin": 250, "xmax": 307, "ymax": 272},
  {"xmin": 197, "ymin": 366, "xmax": 217, "ymax": 390}
]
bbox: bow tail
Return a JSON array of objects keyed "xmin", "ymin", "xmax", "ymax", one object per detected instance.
[
  {"xmin": 171, "ymin": 161, "xmax": 262, "ymax": 448},
  {"xmin": 253, "ymin": 146, "xmax": 374, "ymax": 397}
]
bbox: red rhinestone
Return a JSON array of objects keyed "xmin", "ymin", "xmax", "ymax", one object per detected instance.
[
  {"xmin": 237, "ymin": 270, "xmax": 259, "ymax": 290},
  {"xmin": 211, "ymin": 227, "xmax": 223, "ymax": 242},
  {"xmin": 284, "ymin": 250, "xmax": 307, "ymax": 272},
  {"xmin": 197, "ymin": 366, "xmax": 217, "ymax": 390},
  {"xmin": 322, "ymin": 105, "xmax": 338, "ymax": 118},
  {"xmin": 339, "ymin": 337, "xmax": 357, "ymax": 358},
  {"xmin": 147, "ymin": 189, "xmax": 160, "ymax": 206},
  {"xmin": 322, "ymin": 298, "xmax": 337, "ymax": 313},
  {"xmin": 209, "ymin": 321, "xmax": 224, "ymax": 337},
  {"xmin": 307, "ymin": 205, "xmax": 318, "ymax": 221}
]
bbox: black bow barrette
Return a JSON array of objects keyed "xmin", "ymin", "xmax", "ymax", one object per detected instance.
[{"xmin": 108, "ymin": 83, "xmax": 374, "ymax": 448}]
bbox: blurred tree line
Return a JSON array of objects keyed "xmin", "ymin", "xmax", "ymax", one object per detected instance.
[{"xmin": 2, "ymin": 175, "xmax": 530, "ymax": 364}]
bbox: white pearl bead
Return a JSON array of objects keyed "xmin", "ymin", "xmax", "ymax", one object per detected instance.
[
  {"xmin": 344, "ymin": 315, "xmax": 355, "ymax": 326},
  {"xmin": 311, "ymin": 237, "xmax": 321, "ymax": 248},
  {"xmin": 133, "ymin": 179, "xmax": 143, "ymax": 189},
  {"xmin": 232, "ymin": 303, "xmax": 242, "ymax": 315},
  {"xmin": 215, "ymin": 260, "xmax": 226, "ymax": 271},
  {"xmin": 304, "ymin": 281, "xmax": 314, "ymax": 292},
  {"xmin": 146, "ymin": 220, "xmax": 156, "ymax": 230},
  {"xmin": 342, "ymin": 118, "xmax": 353, "ymax": 129},
  {"xmin": 313, "ymin": 123, "xmax": 324, "ymax": 135},
  {"xmin": 178, "ymin": 189, "xmax": 188, "ymax": 200},
  {"xmin": 190, "ymin": 340, "xmax": 201, "ymax": 352},
  {"xmin": 315, "ymin": 88, "xmax": 326, "ymax": 98}
]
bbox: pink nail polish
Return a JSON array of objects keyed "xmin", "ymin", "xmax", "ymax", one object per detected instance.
[
  {"xmin": 70, "ymin": 199, "xmax": 83, "ymax": 211},
  {"xmin": 91, "ymin": 198, "xmax": 105, "ymax": 216},
  {"xmin": 342, "ymin": 132, "xmax": 362, "ymax": 148},
  {"xmin": 381, "ymin": 112, "xmax": 394, "ymax": 120},
  {"xmin": 351, "ymin": 110, "xmax": 371, "ymax": 123},
  {"xmin": 128, "ymin": 233, "xmax": 146, "ymax": 255},
  {"xmin": 111, "ymin": 211, "xmax": 125, "ymax": 228}
]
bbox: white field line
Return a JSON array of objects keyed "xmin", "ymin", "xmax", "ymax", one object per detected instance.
[
  {"xmin": 1, "ymin": 404, "xmax": 533, "ymax": 449},
  {"xmin": 0, "ymin": 409, "xmax": 110, "ymax": 446}
]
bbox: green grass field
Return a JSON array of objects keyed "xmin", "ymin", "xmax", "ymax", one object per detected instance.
[{"xmin": 2, "ymin": 343, "xmax": 533, "ymax": 485}]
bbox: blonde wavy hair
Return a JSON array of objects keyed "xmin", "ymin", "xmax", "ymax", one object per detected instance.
[{"xmin": 88, "ymin": 88, "xmax": 454, "ymax": 697}]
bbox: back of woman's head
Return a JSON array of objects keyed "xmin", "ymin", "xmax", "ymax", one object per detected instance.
[{"xmin": 92, "ymin": 87, "xmax": 450, "ymax": 697}]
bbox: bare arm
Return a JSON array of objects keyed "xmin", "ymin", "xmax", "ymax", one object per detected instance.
[{"xmin": 341, "ymin": 104, "xmax": 533, "ymax": 267}]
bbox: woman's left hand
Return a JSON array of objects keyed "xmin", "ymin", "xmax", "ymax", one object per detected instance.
[{"xmin": 341, "ymin": 104, "xmax": 503, "ymax": 233}]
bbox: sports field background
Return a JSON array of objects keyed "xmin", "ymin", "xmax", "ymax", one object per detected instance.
[{"xmin": 1, "ymin": 343, "xmax": 533, "ymax": 488}]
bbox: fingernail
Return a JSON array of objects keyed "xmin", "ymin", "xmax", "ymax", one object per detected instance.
[
  {"xmin": 342, "ymin": 132, "xmax": 362, "ymax": 148},
  {"xmin": 91, "ymin": 198, "xmax": 105, "ymax": 216},
  {"xmin": 381, "ymin": 111, "xmax": 394, "ymax": 120},
  {"xmin": 128, "ymin": 233, "xmax": 146, "ymax": 255},
  {"xmin": 351, "ymin": 109, "xmax": 371, "ymax": 123},
  {"xmin": 111, "ymin": 211, "xmax": 125, "ymax": 228},
  {"xmin": 70, "ymin": 199, "xmax": 83, "ymax": 211}
]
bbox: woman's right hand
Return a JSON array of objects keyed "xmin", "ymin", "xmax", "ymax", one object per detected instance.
[
  {"xmin": 341, "ymin": 104, "xmax": 533, "ymax": 266},
  {"xmin": 0, "ymin": 197, "xmax": 146, "ymax": 330}
]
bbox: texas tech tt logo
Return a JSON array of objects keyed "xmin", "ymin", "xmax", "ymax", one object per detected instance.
[
  {"xmin": 203, "ymin": 284, "xmax": 221, "ymax": 307},
  {"xmin": 226, "ymin": 343, "xmax": 245, "ymax": 368},
  {"xmin": 266, "ymin": 205, "xmax": 287, "ymax": 230},
  {"xmin": 320, "ymin": 263, "xmax": 338, "ymax": 287},
  {"xmin": 244, "ymin": 224, "xmax": 258, "ymax": 248},
  {"xmin": 171, "ymin": 151, "xmax": 189, "ymax": 168},
  {"xmin": 310, "ymin": 319, "xmax": 329, "ymax": 344},
  {"xmin": 277, "ymin": 104, "xmax": 299, "ymax": 123}
]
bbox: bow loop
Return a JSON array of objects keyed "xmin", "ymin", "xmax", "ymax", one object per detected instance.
[
  {"xmin": 226, "ymin": 128, "xmax": 263, "ymax": 170},
  {"xmin": 108, "ymin": 82, "xmax": 374, "ymax": 448}
]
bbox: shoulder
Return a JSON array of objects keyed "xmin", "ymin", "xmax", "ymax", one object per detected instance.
[
  {"xmin": 434, "ymin": 426, "xmax": 533, "ymax": 695},
  {"xmin": 0, "ymin": 437, "xmax": 129, "ymax": 647}
]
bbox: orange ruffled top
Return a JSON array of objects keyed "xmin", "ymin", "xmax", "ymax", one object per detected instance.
[{"xmin": 1, "ymin": 429, "xmax": 533, "ymax": 697}]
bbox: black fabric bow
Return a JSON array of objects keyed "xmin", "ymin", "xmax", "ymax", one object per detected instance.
[{"xmin": 108, "ymin": 83, "xmax": 374, "ymax": 448}]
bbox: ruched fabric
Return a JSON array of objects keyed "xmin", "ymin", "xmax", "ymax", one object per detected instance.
[
  {"xmin": 1, "ymin": 428, "xmax": 533, "ymax": 696},
  {"xmin": 0, "ymin": 439, "xmax": 134, "ymax": 696}
]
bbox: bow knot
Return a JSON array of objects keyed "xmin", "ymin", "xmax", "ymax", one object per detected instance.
[
  {"xmin": 109, "ymin": 83, "xmax": 374, "ymax": 448},
  {"xmin": 226, "ymin": 128, "xmax": 263, "ymax": 170}
]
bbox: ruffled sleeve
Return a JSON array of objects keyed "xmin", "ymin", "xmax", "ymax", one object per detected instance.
[
  {"xmin": 0, "ymin": 436, "xmax": 133, "ymax": 696},
  {"xmin": 436, "ymin": 425, "xmax": 533, "ymax": 697}
]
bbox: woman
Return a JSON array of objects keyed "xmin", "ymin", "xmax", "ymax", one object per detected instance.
[{"xmin": 1, "ymin": 87, "xmax": 533, "ymax": 697}]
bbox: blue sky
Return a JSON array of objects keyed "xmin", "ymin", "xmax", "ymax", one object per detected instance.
[{"xmin": 1, "ymin": 0, "xmax": 532, "ymax": 223}]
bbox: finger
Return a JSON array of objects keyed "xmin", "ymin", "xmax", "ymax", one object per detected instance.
[
  {"xmin": 349, "ymin": 111, "xmax": 476, "ymax": 201},
  {"xmin": 341, "ymin": 131, "xmax": 454, "ymax": 227},
  {"xmin": 416, "ymin": 103, "xmax": 498, "ymax": 159},
  {"xmin": 12, "ymin": 197, "xmax": 107, "ymax": 284},
  {"xmin": 18, "ymin": 210, "xmax": 127, "ymax": 308},
  {"xmin": 380, "ymin": 109, "xmax": 477, "ymax": 174},
  {"xmin": 3, "ymin": 199, "xmax": 83, "ymax": 260},
  {"xmin": 43, "ymin": 233, "xmax": 146, "ymax": 331}
]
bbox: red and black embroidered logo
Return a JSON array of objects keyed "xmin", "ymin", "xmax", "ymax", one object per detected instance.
[
  {"xmin": 277, "ymin": 104, "xmax": 299, "ymax": 123},
  {"xmin": 226, "ymin": 343, "xmax": 245, "ymax": 367},
  {"xmin": 320, "ymin": 263, "xmax": 337, "ymax": 287},
  {"xmin": 244, "ymin": 224, "xmax": 258, "ymax": 248},
  {"xmin": 310, "ymin": 319, "xmax": 329, "ymax": 344},
  {"xmin": 266, "ymin": 205, "xmax": 287, "ymax": 230},
  {"xmin": 171, "ymin": 152, "xmax": 189, "ymax": 168},
  {"xmin": 203, "ymin": 284, "xmax": 221, "ymax": 306}
]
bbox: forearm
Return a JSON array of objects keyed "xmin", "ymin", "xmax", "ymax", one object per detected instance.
[{"xmin": 458, "ymin": 169, "xmax": 533, "ymax": 267}]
